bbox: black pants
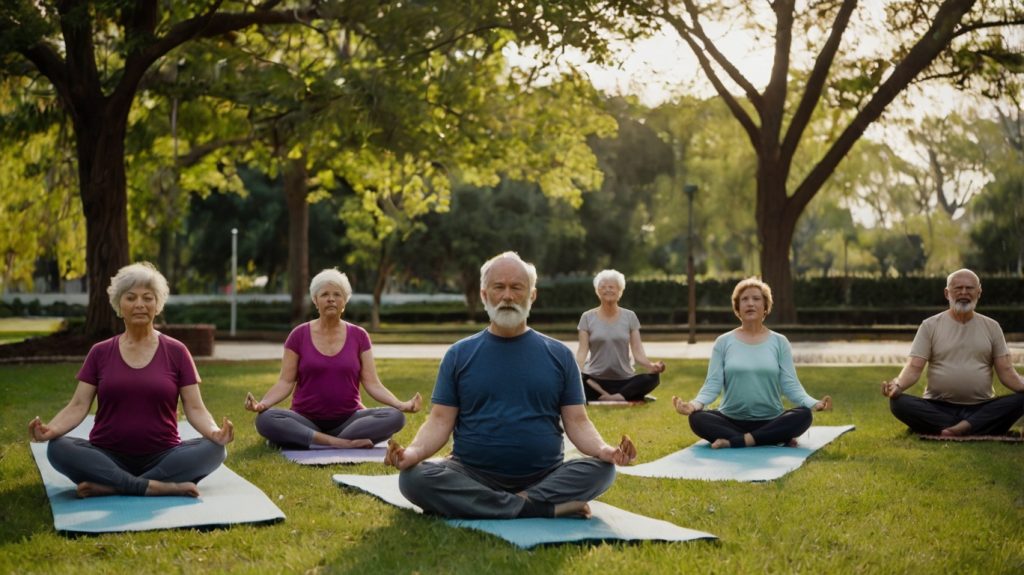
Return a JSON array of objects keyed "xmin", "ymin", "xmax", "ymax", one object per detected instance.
[
  {"xmin": 688, "ymin": 407, "xmax": 813, "ymax": 447},
  {"xmin": 889, "ymin": 394, "xmax": 1024, "ymax": 435},
  {"xmin": 582, "ymin": 373, "xmax": 660, "ymax": 402}
]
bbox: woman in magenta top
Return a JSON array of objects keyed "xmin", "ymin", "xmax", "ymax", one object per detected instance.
[
  {"xmin": 28, "ymin": 262, "xmax": 233, "ymax": 498},
  {"xmin": 245, "ymin": 268, "xmax": 421, "ymax": 449}
]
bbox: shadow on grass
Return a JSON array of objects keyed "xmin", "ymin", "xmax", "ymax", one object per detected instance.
[
  {"xmin": 0, "ymin": 481, "xmax": 54, "ymax": 544},
  {"xmin": 320, "ymin": 482, "xmax": 720, "ymax": 575},
  {"xmin": 226, "ymin": 441, "xmax": 280, "ymax": 462}
]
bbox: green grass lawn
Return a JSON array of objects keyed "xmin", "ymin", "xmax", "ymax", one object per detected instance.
[{"xmin": 1, "ymin": 360, "xmax": 1021, "ymax": 574}]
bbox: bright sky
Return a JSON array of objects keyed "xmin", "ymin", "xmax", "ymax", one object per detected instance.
[
  {"xmin": 506, "ymin": 23, "xmax": 776, "ymax": 106},
  {"xmin": 506, "ymin": 12, "xmax": 996, "ymax": 229}
]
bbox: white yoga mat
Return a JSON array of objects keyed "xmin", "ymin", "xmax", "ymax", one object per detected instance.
[
  {"xmin": 618, "ymin": 425, "xmax": 855, "ymax": 482},
  {"xmin": 332, "ymin": 473, "xmax": 716, "ymax": 549},
  {"xmin": 30, "ymin": 416, "xmax": 285, "ymax": 534}
]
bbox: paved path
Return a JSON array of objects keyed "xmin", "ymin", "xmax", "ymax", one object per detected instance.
[{"xmin": 207, "ymin": 339, "xmax": 1024, "ymax": 366}]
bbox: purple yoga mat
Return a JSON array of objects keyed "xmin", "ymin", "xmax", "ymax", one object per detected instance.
[{"xmin": 281, "ymin": 443, "xmax": 388, "ymax": 465}]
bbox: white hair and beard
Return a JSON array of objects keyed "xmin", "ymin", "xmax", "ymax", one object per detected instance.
[
  {"xmin": 483, "ymin": 298, "xmax": 532, "ymax": 330},
  {"xmin": 951, "ymin": 298, "xmax": 976, "ymax": 314}
]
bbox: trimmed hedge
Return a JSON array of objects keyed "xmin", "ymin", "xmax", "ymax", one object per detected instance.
[
  {"xmin": 534, "ymin": 276, "xmax": 1023, "ymax": 309},
  {"xmin": 2, "ymin": 275, "xmax": 1020, "ymax": 330}
]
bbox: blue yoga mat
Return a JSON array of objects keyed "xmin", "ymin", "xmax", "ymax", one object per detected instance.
[
  {"xmin": 281, "ymin": 443, "xmax": 388, "ymax": 465},
  {"xmin": 618, "ymin": 425, "xmax": 855, "ymax": 482},
  {"xmin": 30, "ymin": 416, "xmax": 285, "ymax": 534},
  {"xmin": 333, "ymin": 473, "xmax": 716, "ymax": 549}
]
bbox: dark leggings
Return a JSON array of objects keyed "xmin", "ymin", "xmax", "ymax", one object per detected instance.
[
  {"xmin": 582, "ymin": 373, "xmax": 661, "ymax": 402},
  {"xmin": 688, "ymin": 407, "xmax": 813, "ymax": 447},
  {"xmin": 889, "ymin": 394, "xmax": 1024, "ymax": 435},
  {"xmin": 47, "ymin": 436, "xmax": 226, "ymax": 495}
]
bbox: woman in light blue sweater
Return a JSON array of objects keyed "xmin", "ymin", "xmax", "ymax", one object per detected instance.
[{"xmin": 673, "ymin": 277, "xmax": 832, "ymax": 448}]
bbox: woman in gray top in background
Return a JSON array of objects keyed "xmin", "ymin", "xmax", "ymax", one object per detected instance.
[{"xmin": 576, "ymin": 270, "xmax": 665, "ymax": 402}]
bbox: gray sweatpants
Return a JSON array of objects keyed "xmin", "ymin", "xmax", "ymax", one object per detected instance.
[
  {"xmin": 47, "ymin": 436, "xmax": 226, "ymax": 496},
  {"xmin": 254, "ymin": 407, "xmax": 405, "ymax": 448},
  {"xmin": 398, "ymin": 456, "xmax": 616, "ymax": 519}
]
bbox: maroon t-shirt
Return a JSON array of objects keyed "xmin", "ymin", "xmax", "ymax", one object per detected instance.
[
  {"xmin": 76, "ymin": 334, "xmax": 199, "ymax": 455},
  {"xmin": 286, "ymin": 322, "xmax": 370, "ymax": 420}
]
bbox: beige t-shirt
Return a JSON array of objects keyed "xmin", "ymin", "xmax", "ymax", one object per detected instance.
[{"xmin": 909, "ymin": 311, "xmax": 1009, "ymax": 404}]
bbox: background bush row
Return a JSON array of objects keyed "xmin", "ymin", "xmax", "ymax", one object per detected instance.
[
  {"xmin": 2, "ymin": 276, "xmax": 1020, "ymax": 331},
  {"xmin": 534, "ymin": 276, "xmax": 1023, "ymax": 309}
]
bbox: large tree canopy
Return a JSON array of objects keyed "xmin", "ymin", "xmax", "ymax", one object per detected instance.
[
  {"xmin": 617, "ymin": 0, "xmax": 1024, "ymax": 322},
  {"xmin": 0, "ymin": 2, "xmax": 358, "ymax": 336},
  {"xmin": 0, "ymin": 0, "xmax": 645, "ymax": 337}
]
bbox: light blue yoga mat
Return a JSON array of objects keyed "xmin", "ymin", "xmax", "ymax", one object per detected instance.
[
  {"xmin": 282, "ymin": 442, "xmax": 388, "ymax": 465},
  {"xmin": 333, "ymin": 473, "xmax": 716, "ymax": 549},
  {"xmin": 618, "ymin": 425, "xmax": 855, "ymax": 482},
  {"xmin": 30, "ymin": 416, "xmax": 285, "ymax": 534}
]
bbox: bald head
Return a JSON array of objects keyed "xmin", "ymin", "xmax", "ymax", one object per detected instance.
[{"xmin": 946, "ymin": 268, "xmax": 980, "ymax": 289}]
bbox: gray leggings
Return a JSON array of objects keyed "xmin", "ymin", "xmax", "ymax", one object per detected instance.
[
  {"xmin": 399, "ymin": 457, "xmax": 616, "ymax": 519},
  {"xmin": 47, "ymin": 436, "xmax": 226, "ymax": 496},
  {"xmin": 255, "ymin": 407, "xmax": 405, "ymax": 448}
]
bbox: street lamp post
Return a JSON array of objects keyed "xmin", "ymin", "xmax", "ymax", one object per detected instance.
[
  {"xmin": 230, "ymin": 228, "xmax": 238, "ymax": 338},
  {"xmin": 684, "ymin": 184, "xmax": 698, "ymax": 344}
]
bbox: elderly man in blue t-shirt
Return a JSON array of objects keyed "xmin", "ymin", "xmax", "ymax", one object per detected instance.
[{"xmin": 386, "ymin": 251, "xmax": 637, "ymax": 519}]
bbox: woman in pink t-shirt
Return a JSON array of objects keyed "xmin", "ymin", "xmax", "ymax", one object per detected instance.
[
  {"xmin": 28, "ymin": 262, "xmax": 234, "ymax": 498},
  {"xmin": 245, "ymin": 269, "xmax": 421, "ymax": 449}
]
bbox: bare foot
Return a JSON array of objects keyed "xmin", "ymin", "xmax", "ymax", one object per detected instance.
[
  {"xmin": 328, "ymin": 437, "xmax": 374, "ymax": 449},
  {"xmin": 785, "ymin": 438, "xmax": 799, "ymax": 447},
  {"xmin": 554, "ymin": 501, "xmax": 592, "ymax": 519},
  {"xmin": 940, "ymin": 421, "xmax": 972, "ymax": 437},
  {"xmin": 145, "ymin": 480, "xmax": 200, "ymax": 497},
  {"xmin": 599, "ymin": 393, "xmax": 626, "ymax": 402},
  {"xmin": 710, "ymin": 438, "xmax": 731, "ymax": 449},
  {"xmin": 76, "ymin": 482, "xmax": 117, "ymax": 498}
]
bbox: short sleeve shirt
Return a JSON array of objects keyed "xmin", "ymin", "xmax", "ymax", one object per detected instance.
[
  {"xmin": 909, "ymin": 311, "xmax": 1009, "ymax": 404},
  {"xmin": 77, "ymin": 334, "xmax": 199, "ymax": 455},
  {"xmin": 432, "ymin": 329, "xmax": 584, "ymax": 477},
  {"xmin": 286, "ymin": 322, "xmax": 371, "ymax": 420},
  {"xmin": 578, "ymin": 308, "xmax": 641, "ymax": 380}
]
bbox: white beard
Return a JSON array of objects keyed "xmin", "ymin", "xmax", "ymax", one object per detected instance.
[
  {"xmin": 952, "ymin": 299, "xmax": 976, "ymax": 314},
  {"xmin": 483, "ymin": 299, "xmax": 531, "ymax": 329}
]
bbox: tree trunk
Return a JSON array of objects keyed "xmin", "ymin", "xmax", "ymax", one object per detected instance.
[
  {"xmin": 370, "ymin": 249, "xmax": 394, "ymax": 332},
  {"xmin": 759, "ymin": 230, "xmax": 797, "ymax": 325},
  {"xmin": 77, "ymin": 109, "xmax": 131, "ymax": 339},
  {"xmin": 284, "ymin": 156, "xmax": 310, "ymax": 325},
  {"xmin": 462, "ymin": 270, "xmax": 480, "ymax": 321},
  {"xmin": 157, "ymin": 226, "xmax": 174, "ymax": 291},
  {"xmin": 756, "ymin": 169, "xmax": 800, "ymax": 324},
  {"xmin": 371, "ymin": 280, "xmax": 383, "ymax": 332}
]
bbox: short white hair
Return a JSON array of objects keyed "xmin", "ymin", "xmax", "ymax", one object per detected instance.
[
  {"xmin": 480, "ymin": 251, "xmax": 537, "ymax": 292},
  {"xmin": 309, "ymin": 269, "xmax": 353, "ymax": 303},
  {"xmin": 593, "ymin": 269, "xmax": 626, "ymax": 291},
  {"xmin": 946, "ymin": 268, "xmax": 980, "ymax": 289},
  {"xmin": 107, "ymin": 262, "xmax": 170, "ymax": 317}
]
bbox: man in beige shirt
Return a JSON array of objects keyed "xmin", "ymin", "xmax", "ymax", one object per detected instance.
[{"xmin": 882, "ymin": 269, "xmax": 1024, "ymax": 436}]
